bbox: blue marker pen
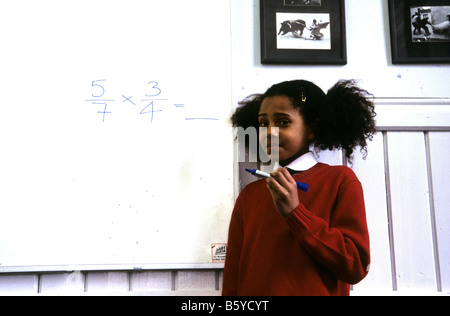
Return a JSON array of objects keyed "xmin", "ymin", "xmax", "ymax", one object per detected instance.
[{"xmin": 245, "ymin": 169, "xmax": 309, "ymax": 193}]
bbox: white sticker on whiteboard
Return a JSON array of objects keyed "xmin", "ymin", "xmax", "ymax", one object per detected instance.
[{"xmin": 211, "ymin": 244, "xmax": 227, "ymax": 263}]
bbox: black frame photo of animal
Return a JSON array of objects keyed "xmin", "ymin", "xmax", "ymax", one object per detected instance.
[
  {"xmin": 389, "ymin": 0, "xmax": 450, "ymax": 64},
  {"xmin": 260, "ymin": 0, "xmax": 346, "ymax": 65}
]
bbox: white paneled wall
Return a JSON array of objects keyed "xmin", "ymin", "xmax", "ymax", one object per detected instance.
[
  {"xmin": 352, "ymin": 130, "xmax": 450, "ymax": 295},
  {"xmin": 351, "ymin": 100, "xmax": 450, "ymax": 295},
  {"xmin": 0, "ymin": 270, "xmax": 223, "ymax": 296}
]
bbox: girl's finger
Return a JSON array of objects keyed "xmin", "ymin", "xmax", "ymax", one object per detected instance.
[
  {"xmin": 270, "ymin": 168, "xmax": 295, "ymax": 189},
  {"xmin": 266, "ymin": 177, "xmax": 283, "ymax": 195}
]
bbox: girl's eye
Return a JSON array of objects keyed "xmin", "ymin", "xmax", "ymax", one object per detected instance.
[
  {"xmin": 278, "ymin": 120, "xmax": 290, "ymax": 126},
  {"xmin": 259, "ymin": 121, "xmax": 269, "ymax": 127}
]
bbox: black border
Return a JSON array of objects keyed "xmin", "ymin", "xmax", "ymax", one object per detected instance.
[
  {"xmin": 389, "ymin": 0, "xmax": 450, "ymax": 64},
  {"xmin": 260, "ymin": 0, "xmax": 347, "ymax": 65}
]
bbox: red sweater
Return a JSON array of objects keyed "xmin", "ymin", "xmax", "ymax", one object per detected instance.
[{"xmin": 222, "ymin": 163, "xmax": 370, "ymax": 296}]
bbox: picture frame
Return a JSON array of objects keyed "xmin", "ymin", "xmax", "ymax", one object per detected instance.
[
  {"xmin": 388, "ymin": 0, "xmax": 450, "ymax": 64},
  {"xmin": 260, "ymin": 0, "xmax": 347, "ymax": 65}
]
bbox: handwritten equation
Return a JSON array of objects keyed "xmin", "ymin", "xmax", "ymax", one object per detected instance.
[{"xmin": 85, "ymin": 80, "xmax": 219, "ymax": 123}]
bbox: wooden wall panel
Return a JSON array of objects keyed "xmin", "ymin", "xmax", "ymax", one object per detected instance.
[
  {"xmin": 387, "ymin": 132, "xmax": 437, "ymax": 292},
  {"xmin": 351, "ymin": 133, "xmax": 393, "ymax": 293},
  {"xmin": 428, "ymin": 132, "xmax": 450, "ymax": 293}
]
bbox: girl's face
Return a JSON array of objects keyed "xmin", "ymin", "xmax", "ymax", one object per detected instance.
[{"xmin": 258, "ymin": 95, "xmax": 314, "ymax": 166}]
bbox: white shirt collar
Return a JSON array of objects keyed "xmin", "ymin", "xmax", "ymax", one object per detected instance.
[
  {"xmin": 284, "ymin": 152, "xmax": 318, "ymax": 172},
  {"xmin": 260, "ymin": 152, "xmax": 318, "ymax": 173}
]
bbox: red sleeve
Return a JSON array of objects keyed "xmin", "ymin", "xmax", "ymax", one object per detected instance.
[
  {"xmin": 222, "ymin": 193, "xmax": 244, "ymax": 296},
  {"xmin": 285, "ymin": 177, "xmax": 371, "ymax": 285}
]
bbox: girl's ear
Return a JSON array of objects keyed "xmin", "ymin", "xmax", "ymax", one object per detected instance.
[{"xmin": 306, "ymin": 125, "xmax": 315, "ymax": 141}]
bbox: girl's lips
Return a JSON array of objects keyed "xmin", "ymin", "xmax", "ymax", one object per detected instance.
[
  {"xmin": 265, "ymin": 145, "xmax": 281, "ymax": 156},
  {"xmin": 266, "ymin": 143, "xmax": 281, "ymax": 149}
]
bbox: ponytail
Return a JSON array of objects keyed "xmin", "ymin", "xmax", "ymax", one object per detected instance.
[
  {"xmin": 315, "ymin": 80, "xmax": 377, "ymax": 160},
  {"xmin": 230, "ymin": 94, "xmax": 262, "ymax": 130}
]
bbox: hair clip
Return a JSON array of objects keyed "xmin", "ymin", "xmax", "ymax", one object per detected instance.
[{"xmin": 301, "ymin": 87, "xmax": 307, "ymax": 102}]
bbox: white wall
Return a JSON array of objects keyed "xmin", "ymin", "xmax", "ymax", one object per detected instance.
[{"xmin": 231, "ymin": 0, "xmax": 450, "ymax": 102}]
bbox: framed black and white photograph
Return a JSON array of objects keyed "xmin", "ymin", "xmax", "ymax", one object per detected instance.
[
  {"xmin": 260, "ymin": 0, "xmax": 347, "ymax": 65},
  {"xmin": 389, "ymin": 0, "xmax": 450, "ymax": 64}
]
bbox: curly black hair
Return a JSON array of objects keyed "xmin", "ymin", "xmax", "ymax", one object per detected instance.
[{"xmin": 231, "ymin": 79, "xmax": 377, "ymax": 161}]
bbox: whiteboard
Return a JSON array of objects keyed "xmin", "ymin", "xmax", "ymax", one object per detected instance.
[{"xmin": 0, "ymin": 0, "xmax": 234, "ymax": 268}]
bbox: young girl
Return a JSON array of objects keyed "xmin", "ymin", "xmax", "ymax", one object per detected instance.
[{"xmin": 223, "ymin": 79, "xmax": 376, "ymax": 296}]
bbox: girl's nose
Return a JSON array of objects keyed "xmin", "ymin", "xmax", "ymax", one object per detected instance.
[{"xmin": 268, "ymin": 125, "xmax": 279, "ymax": 138}]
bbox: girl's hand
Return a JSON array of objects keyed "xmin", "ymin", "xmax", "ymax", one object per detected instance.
[{"xmin": 266, "ymin": 168, "xmax": 300, "ymax": 218}]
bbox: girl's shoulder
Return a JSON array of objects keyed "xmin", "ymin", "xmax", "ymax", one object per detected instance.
[
  {"xmin": 318, "ymin": 162, "xmax": 357, "ymax": 175},
  {"xmin": 303, "ymin": 163, "xmax": 360, "ymax": 183}
]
